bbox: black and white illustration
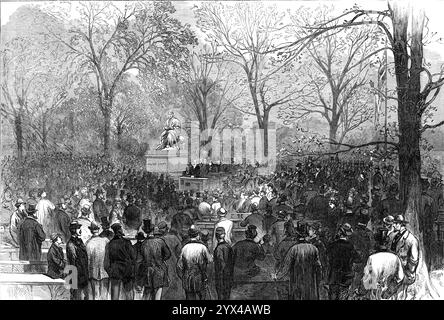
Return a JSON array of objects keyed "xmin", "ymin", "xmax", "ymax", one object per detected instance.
[{"xmin": 1, "ymin": 0, "xmax": 444, "ymax": 301}]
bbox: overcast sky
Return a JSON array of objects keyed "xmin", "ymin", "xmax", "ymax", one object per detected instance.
[{"xmin": 1, "ymin": 1, "xmax": 443, "ymax": 122}]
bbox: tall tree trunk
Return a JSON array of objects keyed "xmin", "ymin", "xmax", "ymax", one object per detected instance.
[
  {"xmin": 116, "ymin": 124, "xmax": 123, "ymax": 151},
  {"xmin": 329, "ymin": 121, "xmax": 339, "ymax": 151},
  {"xmin": 263, "ymin": 109, "xmax": 269, "ymax": 159},
  {"xmin": 102, "ymin": 97, "xmax": 112, "ymax": 157},
  {"xmin": 14, "ymin": 111, "xmax": 23, "ymax": 162},
  {"xmin": 392, "ymin": 3, "xmax": 439, "ymax": 299}
]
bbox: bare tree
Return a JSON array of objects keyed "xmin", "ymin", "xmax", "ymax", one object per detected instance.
[
  {"xmin": 279, "ymin": 2, "xmax": 444, "ymax": 298},
  {"xmin": 279, "ymin": 7, "xmax": 380, "ymax": 151},
  {"xmin": 194, "ymin": 1, "xmax": 301, "ymax": 160},
  {"xmin": 40, "ymin": 1, "xmax": 197, "ymax": 156},
  {"xmin": 0, "ymin": 37, "xmax": 47, "ymax": 160},
  {"xmin": 180, "ymin": 43, "xmax": 244, "ymax": 157}
]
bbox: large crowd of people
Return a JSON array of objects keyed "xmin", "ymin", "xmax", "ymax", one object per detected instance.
[{"xmin": 3, "ymin": 153, "xmax": 444, "ymax": 300}]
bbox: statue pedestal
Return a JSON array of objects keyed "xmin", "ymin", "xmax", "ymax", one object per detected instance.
[
  {"xmin": 179, "ymin": 176, "xmax": 209, "ymax": 192},
  {"xmin": 145, "ymin": 148, "xmax": 187, "ymax": 176}
]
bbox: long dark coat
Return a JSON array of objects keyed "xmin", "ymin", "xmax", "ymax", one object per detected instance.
[
  {"xmin": 213, "ymin": 241, "xmax": 234, "ymax": 299},
  {"xmin": 104, "ymin": 235, "xmax": 136, "ymax": 283},
  {"xmin": 53, "ymin": 208, "xmax": 71, "ymax": 243},
  {"xmin": 66, "ymin": 236, "xmax": 89, "ymax": 288},
  {"xmin": 46, "ymin": 243, "xmax": 66, "ymax": 279},
  {"xmin": 19, "ymin": 216, "xmax": 46, "ymax": 261},
  {"xmin": 162, "ymin": 233, "xmax": 183, "ymax": 299},
  {"xmin": 277, "ymin": 242, "xmax": 322, "ymax": 300},
  {"xmin": 176, "ymin": 240, "xmax": 212, "ymax": 293},
  {"xmin": 305, "ymin": 195, "xmax": 329, "ymax": 221},
  {"xmin": 141, "ymin": 236, "xmax": 172, "ymax": 289},
  {"xmin": 327, "ymin": 238, "xmax": 361, "ymax": 286}
]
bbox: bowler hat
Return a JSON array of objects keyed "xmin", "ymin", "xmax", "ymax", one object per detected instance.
[
  {"xmin": 111, "ymin": 223, "xmax": 123, "ymax": 233},
  {"xmin": 383, "ymin": 215, "xmax": 395, "ymax": 225},
  {"xmin": 394, "ymin": 215, "xmax": 408, "ymax": 224},
  {"xmin": 245, "ymin": 225, "xmax": 257, "ymax": 239},
  {"xmin": 15, "ymin": 198, "xmax": 26, "ymax": 208},
  {"xmin": 188, "ymin": 225, "xmax": 200, "ymax": 238}
]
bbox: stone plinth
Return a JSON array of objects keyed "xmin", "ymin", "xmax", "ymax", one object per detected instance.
[{"xmin": 145, "ymin": 149, "xmax": 187, "ymax": 175}]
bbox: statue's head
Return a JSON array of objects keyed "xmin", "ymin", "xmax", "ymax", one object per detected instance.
[{"xmin": 168, "ymin": 111, "xmax": 175, "ymax": 118}]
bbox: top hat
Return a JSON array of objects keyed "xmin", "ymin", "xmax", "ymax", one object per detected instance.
[
  {"xmin": 215, "ymin": 226, "xmax": 225, "ymax": 237},
  {"xmin": 394, "ymin": 215, "xmax": 409, "ymax": 224},
  {"xmin": 136, "ymin": 232, "xmax": 146, "ymax": 241},
  {"xmin": 142, "ymin": 219, "xmax": 152, "ymax": 233},
  {"xmin": 26, "ymin": 202, "xmax": 37, "ymax": 215},
  {"xmin": 245, "ymin": 225, "xmax": 257, "ymax": 239},
  {"xmin": 188, "ymin": 225, "xmax": 200, "ymax": 238},
  {"xmin": 50, "ymin": 233, "xmax": 61, "ymax": 243},
  {"xmin": 15, "ymin": 198, "xmax": 26, "ymax": 208},
  {"xmin": 383, "ymin": 215, "xmax": 395, "ymax": 225}
]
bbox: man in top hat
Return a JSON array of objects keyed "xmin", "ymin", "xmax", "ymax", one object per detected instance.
[
  {"xmin": 272, "ymin": 223, "xmax": 322, "ymax": 300},
  {"xmin": 52, "ymin": 196, "xmax": 72, "ymax": 243},
  {"xmin": 326, "ymin": 223, "xmax": 361, "ymax": 300},
  {"xmin": 86, "ymin": 221, "xmax": 110, "ymax": 300},
  {"xmin": 390, "ymin": 215, "xmax": 420, "ymax": 298},
  {"xmin": 10, "ymin": 198, "xmax": 27, "ymax": 246},
  {"xmin": 176, "ymin": 225, "xmax": 213, "ymax": 300},
  {"xmin": 213, "ymin": 226, "xmax": 234, "ymax": 300},
  {"xmin": 213, "ymin": 207, "xmax": 233, "ymax": 249},
  {"xmin": 93, "ymin": 188, "xmax": 108, "ymax": 223},
  {"xmin": 46, "ymin": 233, "xmax": 66, "ymax": 279},
  {"xmin": 133, "ymin": 231, "xmax": 146, "ymax": 300},
  {"xmin": 270, "ymin": 209, "xmax": 294, "ymax": 249},
  {"xmin": 104, "ymin": 223, "xmax": 136, "ymax": 300},
  {"xmin": 305, "ymin": 184, "xmax": 329, "ymax": 221},
  {"xmin": 141, "ymin": 223, "xmax": 172, "ymax": 300},
  {"xmin": 66, "ymin": 220, "xmax": 89, "ymax": 300},
  {"xmin": 18, "ymin": 201, "xmax": 46, "ymax": 273}
]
